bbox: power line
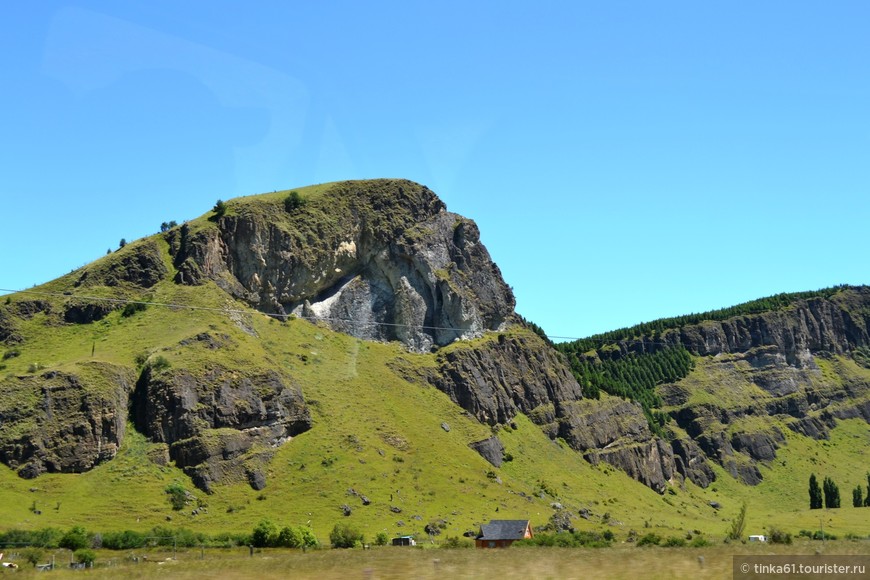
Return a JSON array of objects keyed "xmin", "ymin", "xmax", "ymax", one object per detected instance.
[{"xmin": 0, "ymin": 287, "xmax": 672, "ymax": 345}]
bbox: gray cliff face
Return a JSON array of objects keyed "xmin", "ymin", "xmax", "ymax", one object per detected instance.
[
  {"xmin": 0, "ymin": 364, "xmax": 134, "ymax": 478},
  {"xmin": 131, "ymin": 354, "xmax": 311, "ymax": 492},
  {"xmin": 423, "ymin": 332, "xmax": 685, "ymax": 493},
  {"xmin": 650, "ymin": 292, "xmax": 870, "ymax": 361},
  {"xmin": 649, "ymin": 289, "xmax": 870, "ymax": 485},
  {"xmin": 169, "ymin": 179, "xmax": 515, "ymax": 352}
]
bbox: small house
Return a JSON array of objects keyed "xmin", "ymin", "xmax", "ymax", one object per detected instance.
[
  {"xmin": 391, "ymin": 535, "xmax": 416, "ymax": 546},
  {"xmin": 475, "ymin": 519, "xmax": 533, "ymax": 548}
]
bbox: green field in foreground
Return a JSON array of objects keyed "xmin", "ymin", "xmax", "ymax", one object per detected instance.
[{"xmin": 3, "ymin": 541, "xmax": 870, "ymax": 580}]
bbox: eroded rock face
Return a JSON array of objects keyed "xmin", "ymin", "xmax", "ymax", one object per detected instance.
[
  {"xmin": 169, "ymin": 179, "xmax": 515, "ymax": 351},
  {"xmin": 422, "ymin": 332, "xmax": 700, "ymax": 493},
  {"xmin": 131, "ymin": 361, "xmax": 311, "ymax": 492},
  {"xmin": 0, "ymin": 364, "xmax": 134, "ymax": 478},
  {"xmin": 649, "ymin": 289, "xmax": 870, "ymax": 485}
]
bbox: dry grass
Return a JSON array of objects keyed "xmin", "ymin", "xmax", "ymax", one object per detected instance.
[{"xmin": 6, "ymin": 541, "xmax": 870, "ymax": 580}]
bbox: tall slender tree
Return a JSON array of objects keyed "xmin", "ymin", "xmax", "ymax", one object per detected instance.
[
  {"xmin": 865, "ymin": 472, "xmax": 870, "ymax": 507},
  {"xmin": 809, "ymin": 474, "xmax": 823, "ymax": 509},
  {"xmin": 853, "ymin": 485, "xmax": 864, "ymax": 508},
  {"xmin": 823, "ymin": 476, "xmax": 841, "ymax": 509}
]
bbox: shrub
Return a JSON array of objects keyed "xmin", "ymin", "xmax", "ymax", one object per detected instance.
[
  {"xmin": 213, "ymin": 199, "xmax": 227, "ymax": 217},
  {"xmin": 284, "ymin": 191, "xmax": 306, "ymax": 213},
  {"xmin": 74, "ymin": 548, "xmax": 96, "ymax": 566},
  {"xmin": 149, "ymin": 355, "xmax": 171, "ymax": 372},
  {"xmin": 102, "ymin": 530, "xmax": 147, "ymax": 550},
  {"xmin": 441, "ymin": 536, "xmax": 472, "ymax": 549},
  {"xmin": 165, "ymin": 482, "xmax": 187, "ymax": 511},
  {"xmin": 20, "ymin": 547, "xmax": 44, "ymax": 566},
  {"xmin": 663, "ymin": 536, "xmax": 686, "ymax": 547},
  {"xmin": 59, "ymin": 526, "xmax": 90, "ymax": 551},
  {"xmin": 375, "ymin": 532, "xmax": 389, "ymax": 546},
  {"xmin": 768, "ymin": 528, "xmax": 792, "ymax": 545},
  {"xmin": 636, "ymin": 533, "xmax": 662, "ymax": 547},
  {"xmin": 276, "ymin": 526, "xmax": 301, "ymax": 548},
  {"xmin": 330, "ymin": 523, "xmax": 364, "ymax": 548},
  {"xmin": 252, "ymin": 519, "xmax": 277, "ymax": 548},
  {"xmin": 689, "ymin": 535, "xmax": 711, "ymax": 547},
  {"xmin": 297, "ymin": 526, "xmax": 318, "ymax": 548},
  {"xmin": 121, "ymin": 302, "xmax": 147, "ymax": 317}
]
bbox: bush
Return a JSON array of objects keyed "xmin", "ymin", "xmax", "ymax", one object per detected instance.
[
  {"xmin": 121, "ymin": 302, "xmax": 147, "ymax": 317},
  {"xmin": 636, "ymin": 533, "xmax": 662, "ymax": 547},
  {"xmin": 663, "ymin": 536, "xmax": 686, "ymax": 547},
  {"xmin": 330, "ymin": 523, "xmax": 364, "ymax": 548},
  {"xmin": 20, "ymin": 547, "xmax": 44, "ymax": 566},
  {"xmin": 74, "ymin": 548, "xmax": 96, "ymax": 566},
  {"xmin": 375, "ymin": 532, "xmax": 389, "ymax": 546},
  {"xmin": 276, "ymin": 526, "xmax": 301, "ymax": 548},
  {"xmin": 768, "ymin": 528, "xmax": 792, "ymax": 545},
  {"xmin": 298, "ymin": 526, "xmax": 318, "ymax": 548},
  {"xmin": 213, "ymin": 199, "xmax": 227, "ymax": 217},
  {"xmin": 149, "ymin": 355, "xmax": 171, "ymax": 372},
  {"xmin": 441, "ymin": 536, "xmax": 473, "ymax": 549},
  {"xmin": 165, "ymin": 482, "xmax": 187, "ymax": 511},
  {"xmin": 102, "ymin": 530, "xmax": 147, "ymax": 550},
  {"xmin": 284, "ymin": 191, "xmax": 306, "ymax": 213},
  {"xmin": 252, "ymin": 519, "xmax": 277, "ymax": 548},
  {"xmin": 689, "ymin": 535, "xmax": 711, "ymax": 547},
  {"xmin": 59, "ymin": 526, "xmax": 90, "ymax": 551}
]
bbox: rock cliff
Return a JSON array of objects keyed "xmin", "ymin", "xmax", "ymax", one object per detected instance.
[
  {"xmin": 609, "ymin": 288, "xmax": 870, "ymax": 485},
  {"xmin": 0, "ymin": 363, "xmax": 134, "ymax": 478},
  {"xmin": 130, "ymin": 333, "xmax": 312, "ymax": 492},
  {"xmin": 168, "ymin": 179, "xmax": 515, "ymax": 352}
]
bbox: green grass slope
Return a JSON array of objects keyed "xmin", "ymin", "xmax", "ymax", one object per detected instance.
[{"xmin": 1, "ymin": 187, "xmax": 869, "ymax": 546}]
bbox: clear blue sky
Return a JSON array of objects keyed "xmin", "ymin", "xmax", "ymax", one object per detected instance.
[{"xmin": 2, "ymin": 2, "xmax": 868, "ymax": 339}]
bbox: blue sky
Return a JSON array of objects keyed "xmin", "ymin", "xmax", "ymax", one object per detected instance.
[{"xmin": 2, "ymin": 2, "xmax": 868, "ymax": 339}]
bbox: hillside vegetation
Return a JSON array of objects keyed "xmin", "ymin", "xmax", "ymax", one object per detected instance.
[{"xmin": 1, "ymin": 180, "xmax": 870, "ymax": 550}]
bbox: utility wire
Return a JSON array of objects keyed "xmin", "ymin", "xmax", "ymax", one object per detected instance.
[{"xmin": 0, "ymin": 287, "xmax": 673, "ymax": 345}]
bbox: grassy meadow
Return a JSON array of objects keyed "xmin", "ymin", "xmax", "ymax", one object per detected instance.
[{"xmin": 3, "ymin": 541, "xmax": 870, "ymax": 579}]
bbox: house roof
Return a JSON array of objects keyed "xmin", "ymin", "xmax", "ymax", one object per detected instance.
[{"xmin": 477, "ymin": 520, "xmax": 530, "ymax": 541}]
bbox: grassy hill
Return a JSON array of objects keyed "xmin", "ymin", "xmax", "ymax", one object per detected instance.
[{"xmin": 2, "ymin": 184, "xmax": 870, "ymax": 547}]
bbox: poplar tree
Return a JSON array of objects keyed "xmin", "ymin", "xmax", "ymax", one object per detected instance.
[{"xmin": 809, "ymin": 474, "xmax": 823, "ymax": 509}]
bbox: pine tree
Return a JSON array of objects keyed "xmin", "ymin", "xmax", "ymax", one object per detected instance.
[
  {"xmin": 853, "ymin": 485, "xmax": 864, "ymax": 508},
  {"xmin": 809, "ymin": 474, "xmax": 823, "ymax": 509},
  {"xmin": 865, "ymin": 472, "xmax": 870, "ymax": 507}
]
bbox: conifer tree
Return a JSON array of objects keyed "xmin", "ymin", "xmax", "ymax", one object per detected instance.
[{"xmin": 853, "ymin": 485, "xmax": 863, "ymax": 508}]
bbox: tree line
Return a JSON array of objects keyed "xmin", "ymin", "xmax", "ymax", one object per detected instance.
[{"xmin": 557, "ymin": 345, "xmax": 694, "ymax": 435}]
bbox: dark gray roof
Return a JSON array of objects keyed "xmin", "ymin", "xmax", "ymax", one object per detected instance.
[{"xmin": 477, "ymin": 520, "xmax": 530, "ymax": 541}]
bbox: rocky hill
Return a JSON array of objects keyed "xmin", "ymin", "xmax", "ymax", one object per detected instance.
[{"xmin": 1, "ymin": 179, "xmax": 869, "ymax": 541}]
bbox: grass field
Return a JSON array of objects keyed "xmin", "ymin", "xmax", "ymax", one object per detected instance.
[{"xmin": 3, "ymin": 541, "xmax": 870, "ymax": 579}]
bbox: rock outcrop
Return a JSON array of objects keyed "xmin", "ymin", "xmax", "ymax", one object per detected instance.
[
  {"xmin": 423, "ymin": 331, "xmax": 686, "ymax": 493},
  {"xmin": 0, "ymin": 363, "xmax": 134, "ymax": 478},
  {"xmin": 168, "ymin": 179, "xmax": 515, "ymax": 352},
  {"xmin": 131, "ymin": 350, "xmax": 311, "ymax": 492}
]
